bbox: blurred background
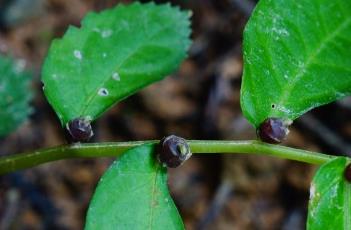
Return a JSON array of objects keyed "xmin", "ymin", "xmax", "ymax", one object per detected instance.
[{"xmin": 0, "ymin": 0, "xmax": 351, "ymax": 229}]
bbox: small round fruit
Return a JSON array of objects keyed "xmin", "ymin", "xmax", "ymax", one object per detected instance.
[
  {"xmin": 157, "ymin": 135, "xmax": 192, "ymax": 168},
  {"xmin": 344, "ymin": 163, "xmax": 351, "ymax": 182},
  {"xmin": 257, "ymin": 118, "xmax": 291, "ymax": 144},
  {"xmin": 66, "ymin": 117, "xmax": 93, "ymax": 142}
]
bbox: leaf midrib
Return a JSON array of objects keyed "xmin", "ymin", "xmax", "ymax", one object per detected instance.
[
  {"xmin": 272, "ymin": 17, "xmax": 351, "ymax": 117},
  {"xmin": 148, "ymin": 164, "xmax": 160, "ymax": 230}
]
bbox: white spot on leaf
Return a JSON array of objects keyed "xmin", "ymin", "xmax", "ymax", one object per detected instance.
[
  {"xmin": 74, "ymin": 50, "xmax": 82, "ymax": 60},
  {"xmin": 276, "ymin": 104, "xmax": 292, "ymax": 115},
  {"xmin": 272, "ymin": 27, "xmax": 289, "ymax": 36},
  {"xmin": 112, "ymin": 72, "xmax": 120, "ymax": 81},
  {"xmin": 98, "ymin": 88, "xmax": 109, "ymax": 96},
  {"xmin": 101, "ymin": 30, "xmax": 113, "ymax": 38}
]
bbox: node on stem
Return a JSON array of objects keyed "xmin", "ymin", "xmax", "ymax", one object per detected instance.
[
  {"xmin": 157, "ymin": 135, "xmax": 192, "ymax": 168},
  {"xmin": 66, "ymin": 117, "xmax": 93, "ymax": 142},
  {"xmin": 257, "ymin": 118, "xmax": 291, "ymax": 144}
]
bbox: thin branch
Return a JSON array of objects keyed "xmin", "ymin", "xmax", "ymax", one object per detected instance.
[{"xmin": 0, "ymin": 140, "xmax": 336, "ymax": 175}]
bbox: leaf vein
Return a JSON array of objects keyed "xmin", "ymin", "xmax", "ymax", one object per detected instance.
[{"xmin": 148, "ymin": 164, "xmax": 160, "ymax": 230}]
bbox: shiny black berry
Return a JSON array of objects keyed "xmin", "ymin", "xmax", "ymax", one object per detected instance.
[
  {"xmin": 344, "ymin": 163, "xmax": 351, "ymax": 182},
  {"xmin": 257, "ymin": 118, "xmax": 291, "ymax": 144},
  {"xmin": 157, "ymin": 135, "xmax": 192, "ymax": 168},
  {"xmin": 66, "ymin": 117, "xmax": 93, "ymax": 142}
]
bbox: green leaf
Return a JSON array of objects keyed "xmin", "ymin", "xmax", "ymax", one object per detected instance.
[
  {"xmin": 307, "ymin": 157, "xmax": 351, "ymax": 230},
  {"xmin": 0, "ymin": 55, "xmax": 32, "ymax": 136},
  {"xmin": 85, "ymin": 144, "xmax": 184, "ymax": 230},
  {"xmin": 42, "ymin": 2, "xmax": 191, "ymax": 126},
  {"xmin": 240, "ymin": 0, "xmax": 351, "ymax": 127}
]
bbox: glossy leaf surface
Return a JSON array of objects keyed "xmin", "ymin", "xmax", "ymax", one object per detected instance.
[
  {"xmin": 307, "ymin": 157, "xmax": 351, "ymax": 230},
  {"xmin": 85, "ymin": 144, "xmax": 184, "ymax": 230},
  {"xmin": 241, "ymin": 0, "xmax": 351, "ymax": 127},
  {"xmin": 42, "ymin": 2, "xmax": 191, "ymax": 125}
]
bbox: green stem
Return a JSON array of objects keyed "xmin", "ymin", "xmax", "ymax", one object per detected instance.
[
  {"xmin": 0, "ymin": 140, "xmax": 336, "ymax": 175},
  {"xmin": 188, "ymin": 140, "xmax": 335, "ymax": 164}
]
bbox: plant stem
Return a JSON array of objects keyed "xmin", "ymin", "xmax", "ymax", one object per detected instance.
[
  {"xmin": 188, "ymin": 140, "xmax": 335, "ymax": 164},
  {"xmin": 0, "ymin": 140, "xmax": 336, "ymax": 175}
]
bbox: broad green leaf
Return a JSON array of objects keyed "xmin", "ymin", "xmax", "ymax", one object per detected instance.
[
  {"xmin": 42, "ymin": 2, "xmax": 191, "ymax": 126},
  {"xmin": 241, "ymin": 0, "xmax": 351, "ymax": 127},
  {"xmin": 307, "ymin": 157, "xmax": 351, "ymax": 230},
  {"xmin": 0, "ymin": 56, "xmax": 32, "ymax": 136},
  {"xmin": 85, "ymin": 144, "xmax": 184, "ymax": 230}
]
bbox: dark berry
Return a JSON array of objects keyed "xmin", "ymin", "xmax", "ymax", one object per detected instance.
[
  {"xmin": 257, "ymin": 118, "xmax": 291, "ymax": 144},
  {"xmin": 66, "ymin": 117, "xmax": 93, "ymax": 142},
  {"xmin": 344, "ymin": 163, "xmax": 351, "ymax": 182},
  {"xmin": 157, "ymin": 135, "xmax": 192, "ymax": 168}
]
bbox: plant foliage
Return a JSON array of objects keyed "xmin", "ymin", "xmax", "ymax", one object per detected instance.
[
  {"xmin": 0, "ymin": 55, "xmax": 32, "ymax": 136},
  {"xmin": 42, "ymin": 2, "xmax": 191, "ymax": 126},
  {"xmin": 85, "ymin": 144, "xmax": 184, "ymax": 230},
  {"xmin": 241, "ymin": 0, "xmax": 351, "ymax": 127},
  {"xmin": 307, "ymin": 157, "xmax": 351, "ymax": 230}
]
